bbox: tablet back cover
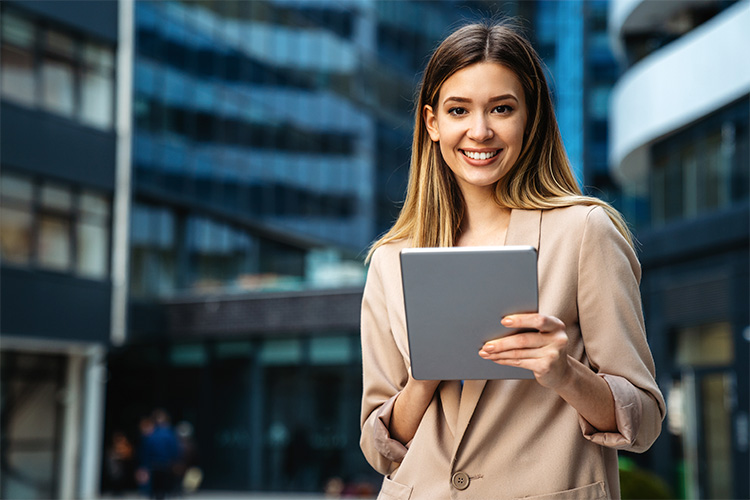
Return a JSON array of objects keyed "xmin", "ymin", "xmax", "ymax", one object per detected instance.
[{"xmin": 400, "ymin": 246, "xmax": 538, "ymax": 380}]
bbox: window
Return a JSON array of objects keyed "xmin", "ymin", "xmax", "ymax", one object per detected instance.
[
  {"xmin": 37, "ymin": 182, "xmax": 73, "ymax": 271},
  {"xmin": 0, "ymin": 173, "xmax": 34, "ymax": 264},
  {"xmin": 675, "ymin": 322, "xmax": 734, "ymax": 368},
  {"xmin": 0, "ymin": 7, "xmax": 116, "ymax": 130},
  {"xmin": 0, "ymin": 13, "xmax": 36, "ymax": 105},
  {"xmin": 41, "ymin": 30, "xmax": 76, "ymax": 117},
  {"xmin": 650, "ymin": 97, "xmax": 749, "ymax": 226},
  {"xmin": 77, "ymin": 191, "xmax": 110, "ymax": 278},
  {"xmin": 0, "ymin": 171, "xmax": 112, "ymax": 279},
  {"xmin": 187, "ymin": 216, "xmax": 256, "ymax": 290},
  {"xmin": 80, "ymin": 43, "xmax": 115, "ymax": 129},
  {"xmin": 129, "ymin": 203, "xmax": 177, "ymax": 297}
]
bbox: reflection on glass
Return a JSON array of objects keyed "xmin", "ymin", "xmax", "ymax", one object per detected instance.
[
  {"xmin": 81, "ymin": 71, "xmax": 113, "ymax": 129},
  {"xmin": 77, "ymin": 222, "xmax": 109, "ymax": 279},
  {"xmin": 0, "ymin": 173, "xmax": 35, "ymax": 263},
  {"xmin": 1, "ymin": 13, "xmax": 36, "ymax": 104},
  {"xmin": 260, "ymin": 339, "xmax": 302, "ymax": 365},
  {"xmin": 1, "ymin": 45, "xmax": 35, "ymax": 105},
  {"xmin": 41, "ymin": 183, "xmax": 73, "ymax": 210},
  {"xmin": 41, "ymin": 58, "xmax": 75, "ymax": 117},
  {"xmin": 0, "ymin": 207, "xmax": 32, "ymax": 264},
  {"xmin": 1, "ymin": 12, "xmax": 34, "ymax": 47},
  {"xmin": 701, "ymin": 373, "xmax": 733, "ymax": 499},
  {"xmin": 1, "ymin": 174, "xmax": 34, "ymax": 201},
  {"xmin": 44, "ymin": 30, "xmax": 75, "ymax": 58},
  {"xmin": 79, "ymin": 191, "xmax": 110, "ymax": 216},
  {"xmin": 309, "ymin": 336, "xmax": 350, "ymax": 365},
  {"xmin": 37, "ymin": 215, "xmax": 71, "ymax": 271},
  {"xmin": 676, "ymin": 323, "xmax": 734, "ymax": 367}
]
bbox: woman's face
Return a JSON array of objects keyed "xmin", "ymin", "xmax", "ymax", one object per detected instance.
[{"xmin": 424, "ymin": 62, "xmax": 528, "ymax": 195}]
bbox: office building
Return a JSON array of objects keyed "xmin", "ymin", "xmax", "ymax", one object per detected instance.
[
  {"xmin": 0, "ymin": 1, "xmax": 130, "ymax": 498},
  {"xmin": 609, "ymin": 0, "xmax": 750, "ymax": 497}
]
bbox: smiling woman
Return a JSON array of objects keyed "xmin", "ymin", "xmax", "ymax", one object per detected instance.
[
  {"xmin": 423, "ymin": 62, "xmax": 527, "ymax": 220},
  {"xmin": 359, "ymin": 20, "xmax": 665, "ymax": 500}
]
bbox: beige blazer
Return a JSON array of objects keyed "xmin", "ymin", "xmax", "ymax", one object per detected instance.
[{"xmin": 360, "ymin": 206, "xmax": 666, "ymax": 500}]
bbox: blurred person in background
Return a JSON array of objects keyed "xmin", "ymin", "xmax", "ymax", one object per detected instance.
[
  {"xmin": 105, "ymin": 430, "xmax": 135, "ymax": 496},
  {"xmin": 138, "ymin": 409, "xmax": 183, "ymax": 499},
  {"xmin": 360, "ymin": 20, "xmax": 665, "ymax": 499},
  {"xmin": 175, "ymin": 420, "xmax": 202, "ymax": 494}
]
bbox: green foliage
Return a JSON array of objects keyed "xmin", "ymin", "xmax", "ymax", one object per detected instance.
[{"xmin": 619, "ymin": 457, "xmax": 674, "ymax": 500}]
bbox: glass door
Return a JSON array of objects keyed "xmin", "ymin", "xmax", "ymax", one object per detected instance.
[{"xmin": 668, "ymin": 322, "xmax": 735, "ymax": 499}]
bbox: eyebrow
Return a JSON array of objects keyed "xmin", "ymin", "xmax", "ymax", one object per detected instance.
[{"xmin": 443, "ymin": 94, "xmax": 519, "ymax": 104}]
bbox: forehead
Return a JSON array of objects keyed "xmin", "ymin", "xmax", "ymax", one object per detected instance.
[{"xmin": 438, "ymin": 62, "xmax": 524, "ymax": 102}]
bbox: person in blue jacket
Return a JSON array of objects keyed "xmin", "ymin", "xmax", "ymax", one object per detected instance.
[{"xmin": 138, "ymin": 409, "xmax": 183, "ymax": 499}]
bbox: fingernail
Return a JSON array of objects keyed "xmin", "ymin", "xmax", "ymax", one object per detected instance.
[
  {"xmin": 483, "ymin": 344, "xmax": 495, "ymax": 352},
  {"xmin": 478, "ymin": 350, "xmax": 488, "ymax": 357},
  {"xmin": 502, "ymin": 317, "xmax": 513, "ymax": 326}
]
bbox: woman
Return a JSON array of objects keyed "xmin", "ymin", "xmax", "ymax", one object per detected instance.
[{"xmin": 360, "ymin": 21, "xmax": 665, "ymax": 500}]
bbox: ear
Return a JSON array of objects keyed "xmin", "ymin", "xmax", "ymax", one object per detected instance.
[{"xmin": 423, "ymin": 105, "xmax": 440, "ymax": 142}]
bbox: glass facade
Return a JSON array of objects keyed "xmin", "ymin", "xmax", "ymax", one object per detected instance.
[
  {"xmin": 128, "ymin": 0, "xmax": 506, "ymax": 297},
  {"xmin": 615, "ymin": 96, "xmax": 750, "ymax": 231},
  {"xmin": 534, "ymin": 0, "xmax": 586, "ymax": 185},
  {"xmin": 524, "ymin": 0, "xmax": 619, "ymax": 205},
  {"xmin": 650, "ymin": 97, "xmax": 749, "ymax": 228},
  {"xmin": 132, "ymin": 1, "xmax": 373, "ymax": 254}
]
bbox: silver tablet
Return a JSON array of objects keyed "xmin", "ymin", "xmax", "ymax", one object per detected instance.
[{"xmin": 400, "ymin": 245, "xmax": 538, "ymax": 380}]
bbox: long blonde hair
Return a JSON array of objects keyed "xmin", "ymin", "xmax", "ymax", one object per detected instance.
[{"xmin": 367, "ymin": 21, "xmax": 632, "ymax": 262}]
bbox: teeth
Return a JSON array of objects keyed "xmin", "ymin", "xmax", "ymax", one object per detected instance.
[{"xmin": 464, "ymin": 150, "xmax": 498, "ymax": 160}]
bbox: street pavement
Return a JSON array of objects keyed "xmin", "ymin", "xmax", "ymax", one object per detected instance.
[{"xmin": 98, "ymin": 492, "xmax": 370, "ymax": 500}]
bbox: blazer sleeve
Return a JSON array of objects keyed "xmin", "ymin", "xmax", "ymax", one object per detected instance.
[
  {"xmin": 359, "ymin": 247, "xmax": 409, "ymax": 474},
  {"xmin": 576, "ymin": 206, "xmax": 666, "ymax": 452}
]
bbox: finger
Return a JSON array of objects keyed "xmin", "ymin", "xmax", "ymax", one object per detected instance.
[
  {"xmin": 479, "ymin": 349, "xmax": 563, "ymax": 376},
  {"xmin": 502, "ymin": 313, "xmax": 565, "ymax": 333},
  {"xmin": 478, "ymin": 351, "xmax": 536, "ymax": 370},
  {"xmin": 481, "ymin": 332, "xmax": 545, "ymax": 353},
  {"xmin": 479, "ymin": 345, "xmax": 547, "ymax": 361}
]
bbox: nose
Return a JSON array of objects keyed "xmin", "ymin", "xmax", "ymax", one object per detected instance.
[{"xmin": 467, "ymin": 114, "xmax": 494, "ymax": 142}]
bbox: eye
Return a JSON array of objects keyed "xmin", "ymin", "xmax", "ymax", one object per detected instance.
[
  {"xmin": 448, "ymin": 107, "xmax": 467, "ymax": 116},
  {"xmin": 493, "ymin": 105, "xmax": 513, "ymax": 114}
]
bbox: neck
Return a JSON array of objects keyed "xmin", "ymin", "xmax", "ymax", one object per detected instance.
[{"xmin": 458, "ymin": 185, "xmax": 511, "ymax": 246}]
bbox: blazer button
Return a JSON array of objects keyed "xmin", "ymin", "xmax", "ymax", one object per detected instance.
[{"xmin": 451, "ymin": 471, "xmax": 470, "ymax": 490}]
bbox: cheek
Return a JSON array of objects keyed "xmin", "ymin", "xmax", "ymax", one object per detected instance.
[
  {"xmin": 501, "ymin": 122, "xmax": 527, "ymax": 155},
  {"xmin": 436, "ymin": 126, "xmax": 459, "ymax": 154}
]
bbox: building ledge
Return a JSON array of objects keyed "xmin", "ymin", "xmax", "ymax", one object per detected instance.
[{"xmin": 129, "ymin": 286, "xmax": 364, "ymax": 340}]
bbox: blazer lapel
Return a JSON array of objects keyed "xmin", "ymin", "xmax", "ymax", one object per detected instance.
[
  {"xmin": 449, "ymin": 209, "xmax": 542, "ymax": 457},
  {"xmin": 505, "ymin": 208, "xmax": 542, "ymax": 249},
  {"xmin": 439, "ymin": 380, "xmax": 461, "ymax": 438}
]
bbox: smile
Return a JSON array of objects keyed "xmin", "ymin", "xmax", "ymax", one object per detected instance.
[{"xmin": 462, "ymin": 150, "xmax": 500, "ymax": 160}]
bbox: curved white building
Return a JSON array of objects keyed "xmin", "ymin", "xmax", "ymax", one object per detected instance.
[{"xmin": 610, "ymin": 0, "xmax": 750, "ymax": 186}]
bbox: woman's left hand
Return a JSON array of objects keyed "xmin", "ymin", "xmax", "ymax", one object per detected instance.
[{"xmin": 478, "ymin": 313, "xmax": 571, "ymax": 388}]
